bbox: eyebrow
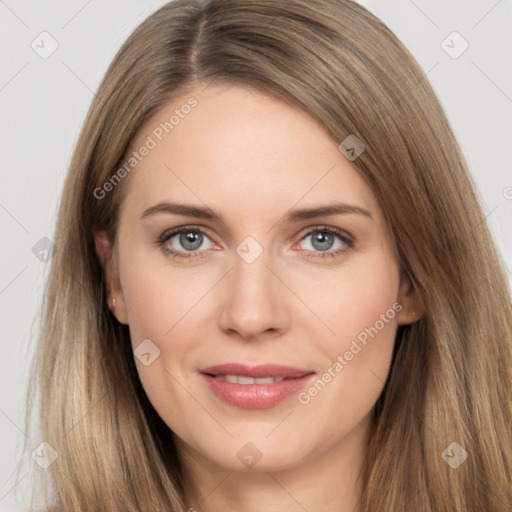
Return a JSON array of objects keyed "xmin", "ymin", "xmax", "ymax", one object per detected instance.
[
  {"xmin": 141, "ymin": 202, "xmax": 223, "ymax": 221},
  {"xmin": 140, "ymin": 201, "xmax": 372, "ymax": 223},
  {"xmin": 285, "ymin": 204, "xmax": 372, "ymax": 221}
]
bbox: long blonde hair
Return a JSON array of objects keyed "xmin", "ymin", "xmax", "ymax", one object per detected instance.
[{"xmin": 25, "ymin": 0, "xmax": 512, "ymax": 510}]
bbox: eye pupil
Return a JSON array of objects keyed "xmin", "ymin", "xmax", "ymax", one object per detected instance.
[
  {"xmin": 312, "ymin": 231, "xmax": 334, "ymax": 251},
  {"xmin": 180, "ymin": 231, "xmax": 203, "ymax": 250}
]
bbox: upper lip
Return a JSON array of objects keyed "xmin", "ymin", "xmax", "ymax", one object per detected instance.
[{"xmin": 200, "ymin": 363, "xmax": 313, "ymax": 379}]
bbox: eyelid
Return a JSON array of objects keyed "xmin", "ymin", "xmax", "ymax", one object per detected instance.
[
  {"xmin": 157, "ymin": 223, "xmax": 355, "ymax": 260},
  {"xmin": 158, "ymin": 224, "xmax": 215, "ymax": 244},
  {"xmin": 158, "ymin": 225, "xmax": 219, "ymax": 258},
  {"xmin": 296, "ymin": 224, "xmax": 354, "ymax": 243}
]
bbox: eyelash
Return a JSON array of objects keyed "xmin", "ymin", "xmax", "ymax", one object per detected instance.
[{"xmin": 157, "ymin": 225, "xmax": 355, "ymax": 261}]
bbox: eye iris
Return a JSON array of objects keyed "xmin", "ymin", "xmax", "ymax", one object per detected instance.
[
  {"xmin": 312, "ymin": 231, "xmax": 334, "ymax": 251},
  {"xmin": 180, "ymin": 231, "xmax": 203, "ymax": 251}
]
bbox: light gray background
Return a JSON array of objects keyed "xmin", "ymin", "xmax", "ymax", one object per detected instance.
[{"xmin": 1, "ymin": 1, "xmax": 511, "ymax": 510}]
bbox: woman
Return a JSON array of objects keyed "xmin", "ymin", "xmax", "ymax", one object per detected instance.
[{"xmin": 25, "ymin": 0, "xmax": 512, "ymax": 510}]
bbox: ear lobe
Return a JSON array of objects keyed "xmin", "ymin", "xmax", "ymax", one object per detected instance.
[
  {"xmin": 396, "ymin": 271, "xmax": 424, "ymax": 325},
  {"xmin": 93, "ymin": 230, "xmax": 129, "ymax": 325}
]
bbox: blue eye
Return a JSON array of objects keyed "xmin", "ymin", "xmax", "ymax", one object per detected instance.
[
  {"xmin": 158, "ymin": 226, "xmax": 214, "ymax": 259},
  {"xmin": 157, "ymin": 225, "xmax": 354, "ymax": 261},
  {"xmin": 297, "ymin": 227, "xmax": 354, "ymax": 259},
  {"xmin": 171, "ymin": 230, "xmax": 208, "ymax": 251}
]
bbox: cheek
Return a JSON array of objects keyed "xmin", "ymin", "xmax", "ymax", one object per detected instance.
[
  {"xmin": 301, "ymin": 250, "xmax": 400, "ymax": 349},
  {"xmin": 298, "ymin": 254, "xmax": 400, "ymax": 419},
  {"xmin": 118, "ymin": 249, "xmax": 208, "ymax": 433},
  {"xmin": 119, "ymin": 244, "xmax": 207, "ymax": 346}
]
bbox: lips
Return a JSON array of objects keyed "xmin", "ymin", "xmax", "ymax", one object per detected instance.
[
  {"xmin": 200, "ymin": 364, "xmax": 315, "ymax": 409},
  {"xmin": 201, "ymin": 363, "xmax": 311, "ymax": 379}
]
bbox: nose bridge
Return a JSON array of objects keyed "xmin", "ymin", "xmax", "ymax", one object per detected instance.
[
  {"xmin": 233, "ymin": 241, "xmax": 273, "ymax": 299},
  {"xmin": 218, "ymin": 236, "xmax": 289, "ymax": 338}
]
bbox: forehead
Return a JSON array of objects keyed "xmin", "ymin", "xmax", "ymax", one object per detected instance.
[{"xmin": 119, "ymin": 84, "xmax": 380, "ymax": 222}]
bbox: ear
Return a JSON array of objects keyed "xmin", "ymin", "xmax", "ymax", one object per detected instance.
[
  {"xmin": 93, "ymin": 230, "xmax": 129, "ymax": 325},
  {"xmin": 396, "ymin": 270, "xmax": 423, "ymax": 325}
]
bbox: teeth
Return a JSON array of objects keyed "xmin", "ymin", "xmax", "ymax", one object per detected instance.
[
  {"xmin": 255, "ymin": 377, "xmax": 277, "ymax": 384},
  {"xmin": 215, "ymin": 375, "xmax": 286, "ymax": 385}
]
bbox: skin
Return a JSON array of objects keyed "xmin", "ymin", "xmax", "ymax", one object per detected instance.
[{"xmin": 95, "ymin": 83, "xmax": 422, "ymax": 512}]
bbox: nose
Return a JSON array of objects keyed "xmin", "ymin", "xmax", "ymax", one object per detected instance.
[{"xmin": 218, "ymin": 247, "xmax": 291, "ymax": 341}]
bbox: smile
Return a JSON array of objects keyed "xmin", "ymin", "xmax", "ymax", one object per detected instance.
[{"xmin": 200, "ymin": 364, "xmax": 315, "ymax": 409}]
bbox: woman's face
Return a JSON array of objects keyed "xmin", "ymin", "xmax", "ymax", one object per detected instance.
[{"xmin": 96, "ymin": 83, "xmax": 418, "ymax": 473}]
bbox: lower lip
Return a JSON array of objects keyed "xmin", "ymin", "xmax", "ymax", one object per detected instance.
[{"xmin": 201, "ymin": 373, "xmax": 315, "ymax": 409}]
